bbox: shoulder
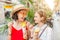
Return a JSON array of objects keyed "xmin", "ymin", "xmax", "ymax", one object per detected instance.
[
  {"xmin": 33, "ymin": 25, "xmax": 38, "ymax": 30},
  {"xmin": 8, "ymin": 21, "xmax": 13, "ymax": 28},
  {"xmin": 47, "ymin": 26, "xmax": 52, "ymax": 30},
  {"xmin": 46, "ymin": 25, "xmax": 52, "ymax": 32},
  {"xmin": 26, "ymin": 21, "xmax": 33, "ymax": 28}
]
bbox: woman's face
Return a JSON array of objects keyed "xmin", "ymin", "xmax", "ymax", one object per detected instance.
[
  {"xmin": 34, "ymin": 12, "xmax": 42, "ymax": 23},
  {"xmin": 17, "ymin": 10, "xmax": 27, "ymax": 22}
]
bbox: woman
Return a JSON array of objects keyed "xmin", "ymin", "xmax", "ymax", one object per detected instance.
[
  {"xmin": 8, "ymin": 4, "xmax": 30, "ymax": 40},
  {"xmin": 30, "ymin": 10, "xmax": 52, "ymax": 40}
]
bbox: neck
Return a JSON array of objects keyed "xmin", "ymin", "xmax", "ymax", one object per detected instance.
[
  {"xmin": 16, "ymin": 20, "xmax": 25, "ymax": 24},
  {"xmin": 38, "ymin": 22, "xmax": 44, "ymax": 27}
]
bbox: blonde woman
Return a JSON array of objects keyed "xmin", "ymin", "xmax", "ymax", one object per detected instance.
[{"xmin": 30, "ymin": 10, "xmax": 52, "ymax": 40}]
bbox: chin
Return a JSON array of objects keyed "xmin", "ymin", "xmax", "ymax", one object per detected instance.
[
  {"xmin": 21, "ymin": 20, "xmax": 24, "ymax": 22},
  {"xmin": 35, "ymin": 21, "xmax": 38, "ymax": 23},
  {"xmin": 19, "ymin": 20, "xmax": 24, "ymax": 22}
]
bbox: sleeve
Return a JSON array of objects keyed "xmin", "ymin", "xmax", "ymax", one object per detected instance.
[{"xmin": 46, "ymin": 27, "xmax": 52, "ymax": 40}]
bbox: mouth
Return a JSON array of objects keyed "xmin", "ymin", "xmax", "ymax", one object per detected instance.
[{"xmin": 34, "ymin": 20, "xmax": 37, "ymax": 22}]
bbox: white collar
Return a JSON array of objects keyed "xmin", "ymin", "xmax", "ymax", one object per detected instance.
[
  {"xmin": 40, "ymin": 24, "xmax": 47, "ymax": 30},
  {"xmin": 12, "ymin": 21, "xmax": 22, "ymax": 30},
  {"xmin": 35, "ymin": 24, "xmax": 47, "ymax": 30}
]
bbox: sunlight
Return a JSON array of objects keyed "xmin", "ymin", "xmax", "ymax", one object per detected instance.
[{"xmin": 45, "ymin": 0, "xmax": 54, "ymax": 10}]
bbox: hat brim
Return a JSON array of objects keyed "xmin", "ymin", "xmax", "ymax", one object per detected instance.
[{"xmin": 11, "ymin": 7, "xmax": 29, "ymax": 17}]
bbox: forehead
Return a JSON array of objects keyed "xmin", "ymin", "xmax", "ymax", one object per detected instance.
[
  {"xmin": 18, "ymin": 9, "xmax": 27, "ymax": 13},
  {"xmin": 17, "ymin": 10, "xmax": 27, "ymax": 14},
  {"xmin": 35, "ymin": 12, "xmax": 39, "ymax": 16}
]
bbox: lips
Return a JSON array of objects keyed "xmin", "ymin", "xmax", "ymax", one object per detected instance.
[{"xmin": 34, "ymin": 20, "xmax": 37, "ymax": 21}]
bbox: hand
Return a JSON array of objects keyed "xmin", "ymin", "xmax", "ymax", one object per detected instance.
[
  {"xmin": 8, "ymin": 21, "xmax": 13, "ymax": 27},
  {"xmin": 26, "ymin": 21, "xmax": 33, "ymax": 29},
  {"xmin": 8, "ymin": 35, "xmax": 11, "ymax": 40}
]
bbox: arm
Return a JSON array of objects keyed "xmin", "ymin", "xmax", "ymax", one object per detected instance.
[
  {"xmin": 26, "ymin": 21, "xmax": 33, "ymax": 39},
  {"xmin": 26, "ymin": 21, "xmax": 33, "ymax": 29},
  {"xmin": 34, "ymin": 32, "xmax": 40, "ymax": 40},
  {"xmin": 23, "ymin": 28, "xmax": 27, "ymax": 40},
  {"xmin": 33, "ymin": 27, "xmax": 40, "ymax": 40},
  {"xmin": 8, "ymin": 22, "xmax": 12, "ymax": 40}
]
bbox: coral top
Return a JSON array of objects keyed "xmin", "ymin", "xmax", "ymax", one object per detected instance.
[{"xmin": 11, "ymin": 26, "xmax": 23, "ymax": 40}]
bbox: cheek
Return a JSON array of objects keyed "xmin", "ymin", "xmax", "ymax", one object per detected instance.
[
  {"xmin": 18, "ymin": 15, "xmax": 22, "ymax": 19},
  {"xmin": 18, "ymin": 15, "xmax": 24, "ymax": 21},
  {"xmin": 34, "ymin": 17, "xmax": 39, "ymax": 20},
  {"xmin": 34, "ymin": 17, "xmax": 37, "ymax": 21},
  {"xmin": 34, "ymin": 17, "xmax": 39, "ymax": 22},
  {"xmin": 34, "ymin": 17, "xmax": 41, "ymax": 23}
]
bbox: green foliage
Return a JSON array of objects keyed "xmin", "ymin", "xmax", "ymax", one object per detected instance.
[
  {"xmin": 46, "ymin": 10, "xmax": 52, "ymax": 18},
  {"xmin": 19, "ymin": 0, "xmax": 33, "ymax": 4},
  {"xmin": 19, "ymin": 0, "xmax": 26, "ymax": 5},
  {"xmin": 28, "ymin": 0, "xmax": 33, "ymax": 4},
  {"xmin": 26, "ymin": 8, "xmax": 34, "ymax": 24},
  {"xmin": 5, "ymin": 17, "xmax": 12, "ymax": 23},
  {"xmin": 0, "ymin": 24, "xmax": 8, "ymax": 33}
]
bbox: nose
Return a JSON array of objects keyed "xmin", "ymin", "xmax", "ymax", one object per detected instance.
[
  {"xmin": 34, "ymin": 17, "xmax": 36, "ymax": 20},
  {"xmin": 21, "ymin": 17, "xmax": 24, "ymax": 19}
]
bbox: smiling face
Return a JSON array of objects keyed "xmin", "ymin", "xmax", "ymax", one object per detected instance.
[
  {"xmin": 34, "ymin": 10, "xmax": 46, "ymax": 24},
  {"xmin": 34, "ymin": 12, "xmax": 42, "ymax": 23},
  {"xmin": 17, "ymin": 10, "xmax": 27, "ymax": 22}
]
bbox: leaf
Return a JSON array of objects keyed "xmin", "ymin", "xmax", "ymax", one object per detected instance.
[
  {"xmin": 26, "ymin": 8, "xmax": 34, "ymax": 24},
  {"xmin": 19, "ymin": 0, "xmax": 26, "ymax": 5},
  {"xmin": 28, "ymin": 0, "xmax": 33, "ymax": 4}
]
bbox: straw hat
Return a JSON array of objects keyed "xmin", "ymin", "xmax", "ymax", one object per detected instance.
[{"xmin": 11, "ymin": 4, "xmax": 29, "ymax": 17}]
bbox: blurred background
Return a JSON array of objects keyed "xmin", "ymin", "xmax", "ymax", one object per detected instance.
[{"xmin": 0, "ymin": 0, "xmax": 60, "ymax": 40}]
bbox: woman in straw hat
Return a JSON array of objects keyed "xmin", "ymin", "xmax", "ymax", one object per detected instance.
[{"xmin": 8, "ymin": 4, "xmax": 32, "ymax": 40}]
